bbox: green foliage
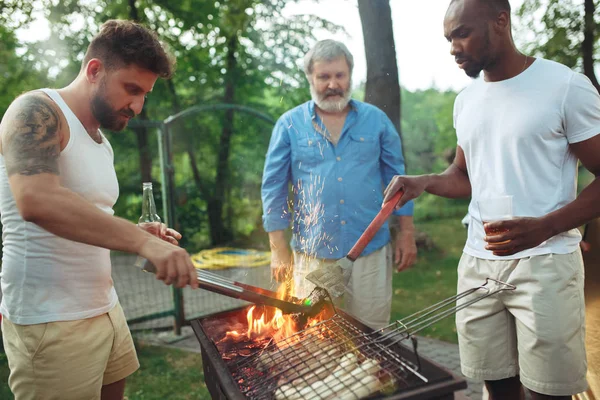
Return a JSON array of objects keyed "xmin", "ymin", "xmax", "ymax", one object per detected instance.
[
  {"xmin": 401, "ymin": 88, "xmax": 458, "ymax": 174},
  {"xmin": 0, "ymin": 352, "xmax": 10, "ymax": 400},
  {"xmin": 0, "ymin": 25, "xmax": 50, "ymax": 116},
  {"xmin": 0, "ymin": 0, "xmax": 35, "ymax": 29},
  {"xmin": 516, "ymin": 0, "xmax": 586, "ymax": 68},
  {"xmin": 414, "ymin": 194, "xmax": 469, "ymax": 223}
]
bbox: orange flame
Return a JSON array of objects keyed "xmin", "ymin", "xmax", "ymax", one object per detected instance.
[{"xmin": 244, "ymin": 277, "xmax": 304, "ymax": 341}]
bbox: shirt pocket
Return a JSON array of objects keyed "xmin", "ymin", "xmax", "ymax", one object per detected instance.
[
  {"xmin": 295, "ymin": 137, "xmax": 326, "ymax": 169},
  {"xmin": 349, "ymin": 133, "xmax": 379, "ymax": 162}
]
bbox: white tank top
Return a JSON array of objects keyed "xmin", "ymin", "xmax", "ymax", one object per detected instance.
[{"xmin": 0, "ymin": 89, "xmax": 120, "ymax": 324}]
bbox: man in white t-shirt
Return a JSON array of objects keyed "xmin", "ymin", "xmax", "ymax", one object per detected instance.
[{"xmin": 384, "ymin": 0, "xmax": 600, "ymax": 399}]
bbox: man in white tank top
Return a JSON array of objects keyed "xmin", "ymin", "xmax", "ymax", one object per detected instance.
[
  {"xmin": 0, "ymin": 20, "xmax": 199, "ymax": 400},
  {"xmin": 384, "ymin": 0, "xmax": 600, "ymax": 399}
]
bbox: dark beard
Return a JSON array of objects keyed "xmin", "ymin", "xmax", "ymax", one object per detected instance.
[
  {"xmin": 465, "ymin": 61, "xmax": 485, "ymax": 78},
  {"xmin": 464, "ymin": 30, "xmax": 494, "ymax": 79},
  {"xmin": 90, "ymin": 84, "xmax": 132, "ymax": 131}
]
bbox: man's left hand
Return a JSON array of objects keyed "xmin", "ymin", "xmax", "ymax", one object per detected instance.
[
  {"xmin": 394, "ymin": 230, "xmax": 417, "ymax": 272},
  {"xmin": 138, "ymin": 222, "xmax": 182, "ymax": 246},
  {"xmin": 484, "ymin": 217, "xmax": 552, "ymax": 256}
]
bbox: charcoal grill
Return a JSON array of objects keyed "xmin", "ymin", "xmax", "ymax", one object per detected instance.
[{"xmin": 191, "ymin": 278, "xmax": 515, "ymax": 400}]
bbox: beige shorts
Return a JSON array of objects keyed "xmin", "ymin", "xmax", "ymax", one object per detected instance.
[
  {"xmin": 456, "ymin": 251, "xmax": 587, "ymax": 396},
  {"xmin": 293, "ymin": 243, "xmax": 393, "ymax": 330},
  {"xmin": 1, "ymin": 301, "xmax": 139, "ymax": 400}
]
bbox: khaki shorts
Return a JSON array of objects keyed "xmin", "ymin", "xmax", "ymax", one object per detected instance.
[
  {"xmin": 456, "ymin": 251, "xmax": 587, "ymax": 396},
  {"xmin": 293, "ymin": 243, "xmax": 393, "ymax": 330},
  {"xmin": 1, "ymin": 302, "xmax": 139, "ymax": 400}
]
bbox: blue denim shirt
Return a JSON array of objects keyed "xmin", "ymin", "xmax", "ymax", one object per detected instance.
[{"xmin": 261, "ymin": 99, "xmax": 414, "ymax": 259}]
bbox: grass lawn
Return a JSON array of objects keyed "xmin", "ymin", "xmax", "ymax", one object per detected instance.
[
  {"xmin": 0, "ymin": 216, "xmax": 466, "ymax": 398},
  {"xmin": 391, "ymin": 216, "xmax": 467, "ymax": 343},
  {"xmin": 124, "ymin": 342, "xmax": 209, "ymax": 400},
  {"xmin": 0, "ymin": 352, "xmax": 10, "ymax": 400}
]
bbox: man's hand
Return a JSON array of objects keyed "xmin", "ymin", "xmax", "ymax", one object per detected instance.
[
  {"xmin": 483, "ymin": 217, "xmax": 553, "ymax": 256},
  {"xmin": 138, "ymin": 237, "xmax": 199, "ymax": 289},
  {"xmin": 394, "ymin": 229, "xmax": 417, "ymax": 272},
  {"xmin": 384, "ymin": 175, "xmax": 429, "ymax": 210},
  {"xmin": 270, "ymin": 247, "xmax": 292, "ymax": 283},
  {"xmin": 138, "ymin": 222, "xmax": 182, "ymax": 246},
  {"xmin": 268, "ymin": 230, "xmax": 293, "ymax": 282}
]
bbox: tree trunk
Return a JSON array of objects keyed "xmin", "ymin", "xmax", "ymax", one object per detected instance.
[
  {"xmin": 128, "ymin": 0, "xmax": 152, "ymax": 182},
  {"xmin": 211, "ymin": 34, "xmax": 239, "ymax": 245},
  {"xmin": 128, "ymin": 0, "xmax": 139, "ymax": 20},
  {"xmin": 583, "ymin": 0, "xmax": 600, "ymax": 93},
  {"xmin": 357, "ymin": 0, "xmax": 405, "ymax": 165},
  {"xmin": 134, "ymin": 108, "xmax": 153, "ymax": 183}
]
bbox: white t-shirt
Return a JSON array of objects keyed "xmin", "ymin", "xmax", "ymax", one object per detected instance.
[{"xmin": 454, "ymin": 58, "xmax": 600, "ymax": 260}]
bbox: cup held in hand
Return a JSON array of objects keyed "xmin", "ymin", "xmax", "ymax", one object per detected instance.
[{"xmin": 476, "ymin": 195, "xmax": 513, "ymax": 245}]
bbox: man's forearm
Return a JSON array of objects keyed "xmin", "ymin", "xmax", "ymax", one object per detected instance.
[
  {"xmin": 17, "ymin": 185, "xmax": 153, "ymax": 254},
  {"xmin": 268, "ymin": 229, "xmax": 292, "ymax": 278},
  {"xmin": 390, "ymin": 215, "xmax": 415, "ymax": 232},
  {"xmin": 423, "ymin": 164, "xmax": 471, "ymax": 199},
  {"xmin": 268, "ymin": 230, "xmax": 290, "ymax": 253},
  {"xmin": 544, "ymin": 176, "xmax": 600, "ymax": 236}
]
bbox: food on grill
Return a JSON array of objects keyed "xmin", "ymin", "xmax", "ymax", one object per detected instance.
[
  {"xmin": 338, "ymin": 374, "xmax": 382, "ymax": 400},
  {"xmin": 275, "ymin": 357, "xmax": 382, "ymax": 399},
  {"xmin": 257, "ymin": 340, "xmax": 337, "ymax": 371},
  {"xmin": 280, "ymin": 348, "xmax": 340, "ymax": 384}
]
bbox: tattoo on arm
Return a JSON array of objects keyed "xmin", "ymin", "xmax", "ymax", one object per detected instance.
[{"xmin": 4, "ymin": 95, "xmax": 61, "ymax": 177}]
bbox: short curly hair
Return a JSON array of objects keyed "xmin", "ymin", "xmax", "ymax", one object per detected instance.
[{"xmin": 83, "ymin": 19, "xmax": 175, "ymax": 78}]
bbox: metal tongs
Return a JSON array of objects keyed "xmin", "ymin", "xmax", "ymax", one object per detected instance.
[{"xmin": 141, "ymin": 260, "xmax": 313, "ymax": 314}]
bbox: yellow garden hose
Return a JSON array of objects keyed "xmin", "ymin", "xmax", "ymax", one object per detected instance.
[{"xmin": 191, "ymin": 247, "xmax": 271, "ymax": 270}]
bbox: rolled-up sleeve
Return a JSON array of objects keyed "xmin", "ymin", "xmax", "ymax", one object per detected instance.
[
  {"xmin": 262, "ymin": 118, "xmax": 292, "ymax": 232},
  {"xmin": 380, "ymin": 114, "xmax": 414, "ymax": 216}
]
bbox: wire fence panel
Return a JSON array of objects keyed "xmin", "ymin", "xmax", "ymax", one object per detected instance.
[{"xmin": 111, "ymin": 252, "xmax": 175, "ymax": 330}]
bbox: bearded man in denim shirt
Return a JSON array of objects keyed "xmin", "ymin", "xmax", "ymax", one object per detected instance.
[{"xmin": 261, "ymin": 40, "xmax": 417, "ymax": 329}]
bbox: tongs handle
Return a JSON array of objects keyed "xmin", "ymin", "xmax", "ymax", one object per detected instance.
[{"xmin": 347, "ymin": 189, "xmax": 404, "ymax": 261}]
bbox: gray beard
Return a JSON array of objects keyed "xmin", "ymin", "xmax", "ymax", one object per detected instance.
[{"xmin": 310, "ymin": 82, "xmax": 352, "ymax": 113}]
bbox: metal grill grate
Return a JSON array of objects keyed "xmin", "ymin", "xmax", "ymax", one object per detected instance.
[
  {"xmin": 227, "ymin": 278, "xmax": 515, "ymax": 400},
  {"xmin": 230, "ymin": 313, "xmax": 427, "ymax": 400}
]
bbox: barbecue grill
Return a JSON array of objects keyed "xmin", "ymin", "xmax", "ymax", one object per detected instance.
[{"xmin": 191, "ymin": 278, "xmax": 515, "ymax": 400}]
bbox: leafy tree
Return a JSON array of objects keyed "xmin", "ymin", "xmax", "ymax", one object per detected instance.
[
  {"xmin": 517, "ymin": 0, "xmax": 600, "ymax": 91},
  {"xmin": 401, "ymin": 88, "xmax": 457, "ymax": 174},
  {"xmin": 4, "ymin": 0, "xmax": 341, "ymax": 249},
  {"xmin": 0, "ymin": 1, "xmax": 49, "ymax": 117}
]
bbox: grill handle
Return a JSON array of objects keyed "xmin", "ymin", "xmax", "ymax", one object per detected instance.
[{"xmin": 347, "ymin": 189, "xmax": 404, "ymax": 261}]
